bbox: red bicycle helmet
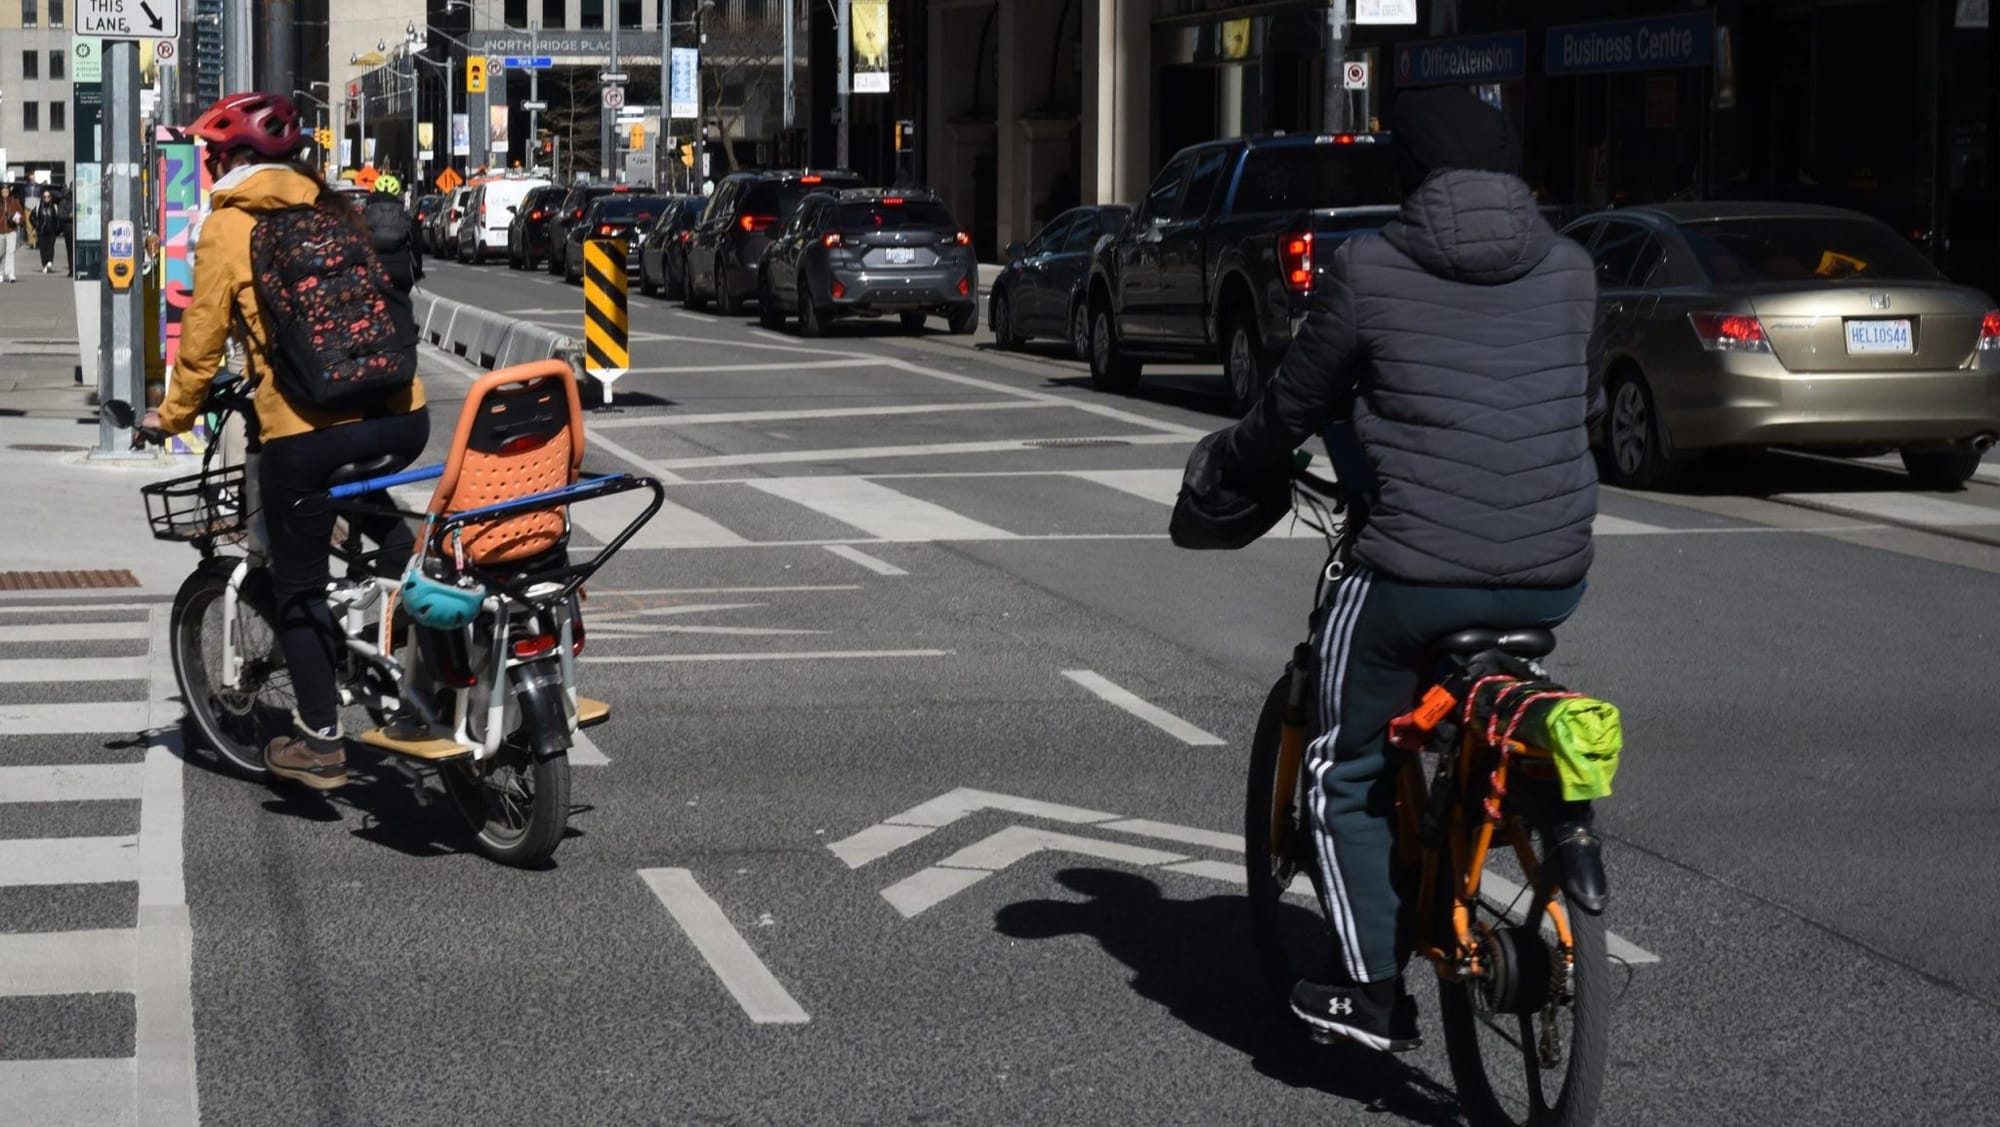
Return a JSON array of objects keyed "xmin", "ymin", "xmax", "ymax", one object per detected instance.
[{"xmin": 187, "ymin": 92, "xmax": 305, "ymax": 158}]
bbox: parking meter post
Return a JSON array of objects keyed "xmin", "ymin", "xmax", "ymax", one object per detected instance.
[{"xmin": 95, "ymin": 39, "xmax": 145, "ymax": 460}]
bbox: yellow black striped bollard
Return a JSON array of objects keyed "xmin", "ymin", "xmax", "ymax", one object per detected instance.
[{"xmin": 583, "ymin": 238, "xmax": 630, "ymax": 404}]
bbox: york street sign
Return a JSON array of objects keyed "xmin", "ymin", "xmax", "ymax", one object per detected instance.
[{"xmin": 501, "ymin": 56, "xmax": 553, "ymax": 69}]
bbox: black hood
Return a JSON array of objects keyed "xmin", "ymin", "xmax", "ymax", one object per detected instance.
[{"xmin": 1382, "ymin": 170, "xmax": 1554, "ymax": 286}]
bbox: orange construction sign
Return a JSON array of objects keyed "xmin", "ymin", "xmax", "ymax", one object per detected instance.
[{"xmin": 434, "ymin": 167, "xmax": 464, "ymax": 195}]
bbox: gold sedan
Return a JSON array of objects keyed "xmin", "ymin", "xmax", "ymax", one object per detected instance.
[{"xmin": 1562, "ymin": 203, "xmax": 2000, "ymax": 490}]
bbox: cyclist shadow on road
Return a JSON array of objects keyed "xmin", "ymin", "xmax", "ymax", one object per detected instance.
[{"xmin": 994, "ymin": 867, "xmax": 1463, "ymax": 1126}]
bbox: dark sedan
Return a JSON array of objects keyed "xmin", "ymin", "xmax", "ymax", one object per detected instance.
[
  {"xmin": 562, "ymin": 194, "xmax": 668, "ymax": 284},
  {"xmin": 1563, "ymin": 202, "xmax": 2000, "ymax": 490},
  {"xmin": 508, "ymin": 184, "xmax": 567, "ymax": 271},
  {"xmin": 638, "ymin": 195, "xmax": 708, "ymax": 300},
  {"xmin": 412, "ymin": 194, "xmax": 445, "ymax": 252},
  {"xmin": 756, "ymin": 188, "xmax": 979, "ymax": 336},
  {"xmin": 990, "ymin": 204, "xmax": 1132, "ymax": 357}
]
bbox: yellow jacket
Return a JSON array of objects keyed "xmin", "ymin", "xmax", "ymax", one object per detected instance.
[{"xmin": 159, "ymin": 165, "xmax": 425, "ymax": 440}]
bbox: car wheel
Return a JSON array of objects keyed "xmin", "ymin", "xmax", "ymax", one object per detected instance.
[
  {"xmin": 900, "ymin": 312, "xmax": 928, "ymax": 333},
  {"xmin": 1089, "ymin": 304, "xmax": 1142, "ymax": 394},
  {"xmin": 1899, "ymin": 447, "xmax": 1984, "ymax": 491},
  {"xmin": 665, "ymin": 260, "xmax": 685, "ymax": 302},
  {"xmin": 640, "ymin": 260, "xmax": 658, "ymax": 297},
  {"xmin": 565, "ymin": 249, "xmax": 581, "ymax": 284},
  {"xmin": 758, "ymin": 275, "xmax": 786, "ymax": 329},
  {"xmin": 947, "ymin": 304, "xmax": 978, "ymax": 336},
  {"xmin": 548, "ymin": 244, "xmax": 565, "ymax": 275},
  {"xmin": 1601, "ymin": 369, "xmax": 1680, "ymax": 490},
  {"xmin": 991, "ymin": 293, "xmax": 1019, "ymax": 350},
  {"xmin": 1223, "ymin": 312, "xmax": 1273, "ymax": 416},
  {"xmin": 797, "ymin": 274, "xmax": 824, "ymax": 337},
  {"xmin": 716, "ymin": 273, "xmax": 740, "ymax": 316},
  {"xmin": 472, "ymin": 240, "xmax": 485, "ymax": 265},
  {"xmin": 1070, "ymin": 300, "xmax": 1090, "ymax": 360}
]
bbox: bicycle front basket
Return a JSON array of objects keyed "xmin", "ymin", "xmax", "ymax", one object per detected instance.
[{"xmin": 140, "ymin": 464, "xmax": 249, "ymax": 543}]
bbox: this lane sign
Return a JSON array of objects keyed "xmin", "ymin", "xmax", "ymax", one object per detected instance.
[{"xmin": 79, "ymin": 0, "xmax": 179, "ymax": 39}]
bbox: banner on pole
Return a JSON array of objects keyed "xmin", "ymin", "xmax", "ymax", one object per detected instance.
[
  {"xmin": 670, "ymin": 47, "xmax": 699, "ymax": 117},
  {"xmin": 450, "ymin": 113, "xmax": 471, "ymax": 156},
  {"xmin": 418, "ymin": 123, "xmax": 435, "ymax": 152},
  {"xmin": 488, "ymin": 105, "xmax": 508, "ymax": 155},
  {"xmin": 851, "ymin": 0, "xmax": 889, "ymax": 93}
]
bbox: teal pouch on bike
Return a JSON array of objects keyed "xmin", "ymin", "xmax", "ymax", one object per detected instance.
[{"xmin": 1543, "ymin": 698, "xmax": 1624, "ymax": 802}]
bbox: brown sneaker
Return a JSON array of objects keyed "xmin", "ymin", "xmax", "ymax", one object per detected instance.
[{"xmin": 265, "ymin": 735, "xmax": 348, "ymax": 790}]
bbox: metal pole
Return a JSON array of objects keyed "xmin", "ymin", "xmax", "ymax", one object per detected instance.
[
  {"xmin": 782, "ymin": 0, "xmax": 795, "ymax": 133},
  {"xmin": 530, "ymin": 22, "xmax": 541, "ymax": 170},
  {"xmin": 836, "ymin": 0, "xmax": 849, "ymax": 168},
  {"xmin": 1323, "ymin": 0, "xmax": 1348, "ymax": 133},
  {"xmin": 602, "ymin": 3, "xmax": 618, "ymax": 180},
  {"xmin": 447, "ymin": 56, "xmax": 455, "ymax": 177},
  {"xmin": 360, "ymin": 80, "xmax": 369, "ymax": 168},
  {"xmin": 693, "ymin": 5, "xmax": 704, "ymax": 189},
  {"xmin": 224, "ymin": 0, "xmax": 254, "ymax": 94},
  {"xmin": 97, "ymin": 40, "xmax": 141, "ymax": 457},
  {"xmin": 661, "ymin": 1, "xmax": 671, "ymax": 187},
  {"xmin": 410, "ymin": 53, "xmax": 420, "ymax": 184}
]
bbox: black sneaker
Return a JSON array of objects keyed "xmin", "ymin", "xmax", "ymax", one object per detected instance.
[{"xmin": 1290, "ymin": 976, "xmax": 1422, "ymax": 1052}]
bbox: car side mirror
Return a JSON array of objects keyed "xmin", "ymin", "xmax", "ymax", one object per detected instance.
[
  {"xmin": 507, "ymin": 205, "xmax": 518, "ymax": 214},
  {"xmin": 1005, "ymin": 241, "xmax": 1027, "ymax": 261}
]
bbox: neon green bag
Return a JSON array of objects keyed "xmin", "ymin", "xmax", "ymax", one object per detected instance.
[{"xmin": 1542, "ymin": 698, "xmax": 1624, "ymax": 801}]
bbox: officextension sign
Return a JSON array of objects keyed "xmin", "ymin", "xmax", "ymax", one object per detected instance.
[
  {"xmin": 1394, "ymin": 31, "xmax": 1527, "ymax": 86},
  {"xmin": 1545, "ymin": 11, "xmax": 1714, "ymax": 76}
]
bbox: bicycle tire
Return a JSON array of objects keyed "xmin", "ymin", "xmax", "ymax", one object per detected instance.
[
  {"xmin": 1244, "ymin": 670, "xmax": 1334, "ymax": 1009},
  {"xmin": 170, "ymin": 560, "xmax": 289, "ymax": 779},
  {"xmin": 1437, "ymin": 815, "xmax": 1610, "ymax": 1127},
  {"xmin": 440, "ymin": 741, "xmax": 570, "ymax": 866}
]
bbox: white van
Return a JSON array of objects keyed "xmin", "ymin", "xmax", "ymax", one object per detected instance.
[{"xmin": 457, "ymin": 177, "xmax": 551, "ymax": 264}]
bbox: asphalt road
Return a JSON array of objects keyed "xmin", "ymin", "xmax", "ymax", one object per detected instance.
[{"xmin": 6, "ymin": 255, "xmax": 1999, "ymax": 1126}]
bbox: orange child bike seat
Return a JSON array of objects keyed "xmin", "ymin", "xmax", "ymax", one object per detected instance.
[{"xmin": 422, "ymin": 359, "xmax": 587, "ymax": 567}]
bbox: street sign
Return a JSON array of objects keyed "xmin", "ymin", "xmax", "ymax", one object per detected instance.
[
  {"xmin": 71, "ymin": 38, "xmax": 101, "ymax": 83},
  {"xmin": 434, "ymin": 167, "xmax": 463, "ymax": 195},
  {"xmin": 153, "ymin": 39, "xmax": 175, "ymax": 65},
  {"xmin": 601, "ymin": 72, "xmax": 629, "ymax": 84},
  {"xmin": 602, "ymin": 86, "xmax": 626, "ymax": 110},
  {"xmin": 79, "ymin": 0, "xmax": 178, "ymax": 39},
  {"xmin": 1355, "ymin": 0, "xmax": 1417, "ymax": 23},
  {"xmin": 1343, "ymin": 61, "xmax": 1370, "ymax": 89},
  {"xmin": 106, "ymin": 220, "xmax": 136, "ymax": 292},
  {"xmin": 501, "ymin": 56, "xmax": 554, "ymax": 69},
  {"xmin": 521, "ymin": 100, "xmax": 549, "ymax": 112}
]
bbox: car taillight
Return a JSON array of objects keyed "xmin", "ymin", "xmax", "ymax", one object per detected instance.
[
  {"xmin": 883, "ymin": 197, "xmax": 904, "ymax": 205},
  {"xmin": 740, "ymin": 214, "xmax": 777, "ymax": 232},
  {"xmin": 800, "ymin": 175, "xmax": 823, "ymax": 185},
  {"xmin": 954, "ymin": 231, "xmax": 971, "ymax": 246},
  {"xmin": 530, "ymin": 209, "xmax": 544, "ymax": 221},
  {"xmin": 831, "ymin": 280, "xmax": 846, "ymax": 299},
  {"xmin": 598, "ymin": 224, "xmax": 620, "ymax": 236},
  {"xmin": 822, "ymin": 232, "xmax": 844, "ymax": 248},
  {"xmin": 1279, "ymin": 231, "xmax": 1313, "ymax": 293},
  {"xmin": 511, "ymin": 633, "xmax": 557, "ymax": 660},
  {"xmin": 572, "ymin": 208, "xmax": 584, "ymax": 219},
  {"xmin": 1687, "ymin": 312, "xmax": 1772, "ymax": 352},
  {"xmin": 449, "ymin": 209, "xmax": 460, "ymax": 221},
  {"xmin": 1981, "ymin": 311, "xmax": 2000, "ymax": 351},
  {"xmin": 957, "ymin": 277, "xmax": 971, "ymax": 296},
  {"xmin": 678, "ymin": 230, "xmax": 692, "ymax": 244}
]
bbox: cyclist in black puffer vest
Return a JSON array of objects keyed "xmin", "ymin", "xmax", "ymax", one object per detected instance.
[
  {"xmin": 1180, "ymin": 85, "xmax": 1607, "ymax": 1052},
  {"xmin": 363, "ymin": 173, "xmax": 423, "ymax": 293}
]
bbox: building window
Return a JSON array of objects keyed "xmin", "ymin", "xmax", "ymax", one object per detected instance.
[
  {"xmin": 23, "ymin": 101, "xmax": 38, "ymax": 131},
  {"xmin": 543, "ymin": 0, "xmax": 563, "ymax": 29},
  {"xmin": 22, "ymin": 51, "xmax": 36, "ymax": 80},
  {"xmin": 50, "ymin": 101, "xmax": 63, "ymax": 131},
  {"xmin": 47, "ymin": 0, "xmax": 59, "ymax": 25},
  {"xmin": 504, "ymin": 0, "xmax": 526, "ymax": 26},
  {"xmin": 20, "ymin": 0, "xmax": 35, "ymax": 28},
  {"xmin": 581, "ymin": 0, "xmax": 602, "ymax": 29},
  {"xmin": 49, "ymin": 49, "xmax": 61, "ymax": 79},
  {"xmin": 618, "ymin": 0, "xmax": 639, "ymax": 28}
]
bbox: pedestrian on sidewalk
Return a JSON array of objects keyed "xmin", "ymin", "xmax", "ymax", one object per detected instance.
[
  {"xmin": 0, "ymin": 188, "xmax": 25, "ymax": 282},
  {"xmin": 33, "ymin": 188, "xmax": 66, "ymax": 274}
]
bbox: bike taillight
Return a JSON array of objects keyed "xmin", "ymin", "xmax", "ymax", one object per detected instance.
[{"xmin": 512, "ymin": 633, "xmax": 557, "ymax": 660}]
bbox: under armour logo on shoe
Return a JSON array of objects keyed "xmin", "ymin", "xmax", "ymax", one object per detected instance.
[{"xmin": 1328, "ymin": 997, "xmax": 1353, "ymax": 1016}]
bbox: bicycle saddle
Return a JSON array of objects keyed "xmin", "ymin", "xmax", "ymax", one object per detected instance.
[
  {"xmin": 325, "ymin": 455, "xmax": 404, "ymax": 490},
  {"xmin": 1434, "ymin": 627, "xmax": 1557, "ymax": 658}
]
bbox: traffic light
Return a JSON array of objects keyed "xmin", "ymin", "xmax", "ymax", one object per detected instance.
[
  {"xmin": 465, "ymin": 57, "xmax": 487, "ymax": 94},
  {"xmin": 315, "ymin": 128, "xmax": 334, "ymax": 151},
  {"xmin": 630, "ymin": 122, "xmax": 645, "ymax": 149},
  {"xmin": 679, "ymin": 143, "xmax": 694, "ymax": 168},
  {"xmin": 894, "ymin": 119, "xmax": 916, "ymax": 153}
]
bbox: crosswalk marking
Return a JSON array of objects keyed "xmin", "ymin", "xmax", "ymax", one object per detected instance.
[
  {"xmin": 0, "ymin": 620, "xmax": 149, "ymax": 644},
  {"xmin": 0, "ymin": 763, "xmax": 146, "ymax": 803},
  {"xmin": 1775, "ymin": 491, "xmax": 2000, "ymax": 528},
  {"xmin": 0, "ymin": 1058, "xmax": 139, "ymax": 1126},
  {"xmin": 0, "ymin": 656, "xmax": 149, "ymax": 683},
  {"xmin": 1064, "ymin": 468, "xmax": 1183, "ymax": 507},
  {"xmin": 746, "ymin": 476, "xmax": 1018, "ymax": 541},
  {"xmin": 0, "ymin": 700, "xmax": 150, "ymax": 736},
  {"xmin": 0, "ymin": 928, "xmax": 138, "ymax": 994},
  {"xmin": 0, "ymin": 835, "xmax": 140, "ymax": 886},
  {"xmin": 570, "ymin": 483, "xmax": 750, "ymax": 549}
]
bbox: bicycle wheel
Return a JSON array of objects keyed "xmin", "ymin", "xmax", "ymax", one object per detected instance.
[
  {"xmin": 1244, "ymin": 669, "xmax": 1337, "ymax": 1009},
  {"xmin": 1437, "ymin": 813, "xmax": 1610, "ymax": 1127},
  {"xmin": 440, "ymin": 739, "xmax": 571, "ymax": 866},
  {"xmin": 170, "ymin": 561, "xmax": 291, "ymax": 779}
]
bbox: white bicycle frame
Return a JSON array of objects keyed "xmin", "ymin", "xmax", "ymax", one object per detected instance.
[{"xmin": 213, "ymin": 443, "xmax": 583, "ymax": 761}]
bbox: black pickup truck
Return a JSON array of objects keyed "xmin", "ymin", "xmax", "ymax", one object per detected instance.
[{"xmin": 1084, "ymin": 133, "xmax": 1402, "ymax": 413}]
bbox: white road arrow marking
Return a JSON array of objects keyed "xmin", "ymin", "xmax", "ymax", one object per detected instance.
[{"xmin": 880, "ymin": 826, "xmax": 1186, "ymax": 918}]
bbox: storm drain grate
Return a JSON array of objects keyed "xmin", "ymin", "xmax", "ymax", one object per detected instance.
[
  {"xmin": 0, "ymin": 569, "xmax": 142, "ymax": 591},
  {"xmin": 1023, "ymin": 438, "xmax": 1131, "ymax": 449}
]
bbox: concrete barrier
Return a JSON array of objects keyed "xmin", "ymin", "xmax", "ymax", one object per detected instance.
[{"xmin": 411, "ymin": 288, "xmax": 582, "ymax": 377}]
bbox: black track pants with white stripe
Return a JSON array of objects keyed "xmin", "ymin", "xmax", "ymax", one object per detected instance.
[{"xmin": 1305, "ymin": 567, "xmax": 1586, "ymax": 984}]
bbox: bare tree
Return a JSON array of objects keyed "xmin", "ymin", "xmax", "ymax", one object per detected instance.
[{"xmin": 698, "ymin": 16, "xmax": 791, "ymax": 173}]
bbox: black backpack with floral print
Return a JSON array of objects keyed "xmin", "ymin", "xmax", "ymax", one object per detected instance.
[{"xmin": 246, "ymin": 204, "xmax": 417, "ymax": 409}]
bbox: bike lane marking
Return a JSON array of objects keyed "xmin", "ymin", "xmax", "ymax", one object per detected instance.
[
  {"xmin": 137, "ymin": 604, "xmax": 199, "ymax": 1125},
  {"xmin": 638, "ymin": 867, "xmax": 810, "ymax": 1025},
  {"xmin": 824, "ymin": 544, "xmax": 908, "ymax": 576},
  {"xmin": 1061, "ymin": 670, "xmax": 1226, "ymax": 747}
]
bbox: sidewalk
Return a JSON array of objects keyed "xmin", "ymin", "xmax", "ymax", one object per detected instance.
[{"xmin": 0, "ymin": 269, "xmax": 188, "ymax": 597}]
